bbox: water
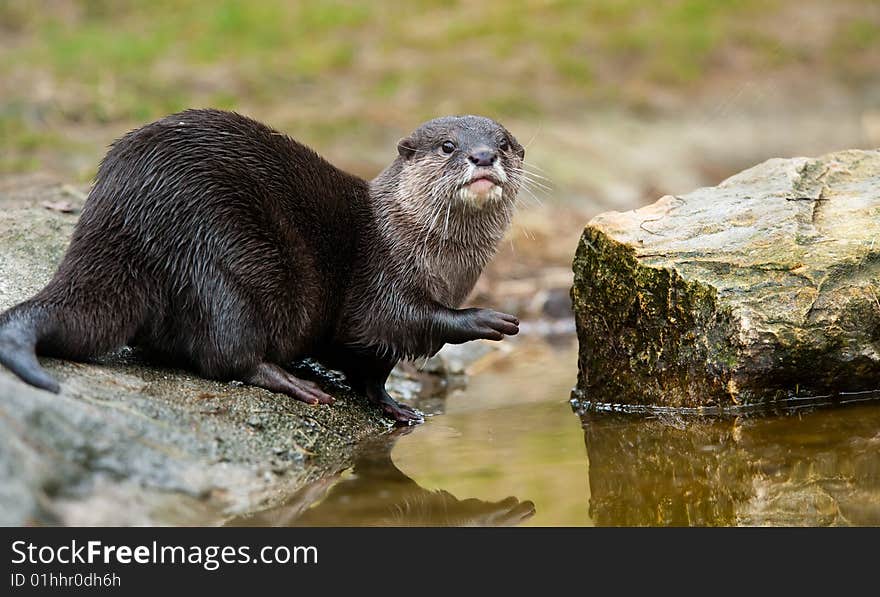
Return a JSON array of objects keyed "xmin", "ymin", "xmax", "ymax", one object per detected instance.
[{"xmin": 233, "ymin": 338, "xmax": 880, "ymax": 526}]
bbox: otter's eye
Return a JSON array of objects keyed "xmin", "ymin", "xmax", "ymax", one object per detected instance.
[
  {"xmin": 440, "ymin": 141, "xmax": 456, "ymax": 154},
  {"xmin": 500, "ymin": 139, "xmax": 510, "ymax": 152}
]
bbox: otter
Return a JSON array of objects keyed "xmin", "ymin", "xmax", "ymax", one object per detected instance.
[{"xmin": 0, "ymin": 109, "xmax": 525, "ymax": 424}]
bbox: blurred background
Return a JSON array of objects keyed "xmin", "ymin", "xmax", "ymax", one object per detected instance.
[{"xmin": 2, "ymin": 0, "xmax": 880, "ymax": 316}]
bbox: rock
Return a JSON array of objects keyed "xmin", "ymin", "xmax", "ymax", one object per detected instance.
[
  {"xmin": 0, "ymin": 184, "xmax": 399, "ymax": 526},
  {"xmin": 572, "ymin": 149, "xmax": 880, "ymax": 411}
]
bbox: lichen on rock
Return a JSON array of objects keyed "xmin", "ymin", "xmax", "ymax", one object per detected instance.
[{"xmin": 572, "ymin": 149, "xmax": 880, "ymax": 411}]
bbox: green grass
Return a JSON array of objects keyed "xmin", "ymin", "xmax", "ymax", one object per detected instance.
[
  {"xmin": 838, "ymin": 17, "xmax": 880, "ymax": 51},
  {"xmin": 0, "ymin": 0, "xmax": 876, "ymax": 178},
  {"xmin": 831, "ymin": 17, "xmax": 880, "ymax": 81}
]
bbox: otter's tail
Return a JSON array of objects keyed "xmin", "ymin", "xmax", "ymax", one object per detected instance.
[{"xmin": 0, "ymin": 301, "xmax": 60, "ymax": 393}]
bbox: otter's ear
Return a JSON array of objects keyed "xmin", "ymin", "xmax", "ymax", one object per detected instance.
[{"xmin": 397, "ymin": 137, "xmax": 417, "ymax": 159}]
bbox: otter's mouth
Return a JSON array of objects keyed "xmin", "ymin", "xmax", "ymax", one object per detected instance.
[
  {"xmin": 463, "ymin": 174, "xmax": 502, "ymax": 196},
  {"xmin": 457, "ymin": 168, "xmax": 505, "ymax": 206}
]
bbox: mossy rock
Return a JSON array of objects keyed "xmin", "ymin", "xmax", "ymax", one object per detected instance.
[{"xmin": 572, "ymin": 150, "xmax": 880, "ymax": 411}]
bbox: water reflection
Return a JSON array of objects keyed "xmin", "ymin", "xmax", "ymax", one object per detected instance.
[
  {"xmin": 582, "ymin": 404, "xmax": 880, "ymax": 526},
  {"xmin": 231, "ymin": 428, "xmax": 536, "ymax": 527},
  {"xmin": 233, "ymin": 338, "xmax": 880, "ymax": 527}
]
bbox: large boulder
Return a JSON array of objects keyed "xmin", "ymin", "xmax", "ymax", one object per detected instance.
[{"xmin": 571, "ymin": 149, "xmax": 880, "ymax": 411}]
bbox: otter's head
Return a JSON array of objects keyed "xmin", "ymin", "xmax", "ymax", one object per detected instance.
[{"xmin": 390, "ymin": 115, "xmax": 525, "ymax": 210}]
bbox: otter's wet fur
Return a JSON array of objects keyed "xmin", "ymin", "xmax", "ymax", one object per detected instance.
[{"xmin": 0, "ymin": 109, "xmax": 525, "ymax": 423}]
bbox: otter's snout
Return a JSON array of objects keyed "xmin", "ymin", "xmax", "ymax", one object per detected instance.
[{"xmin": 468, "ymin": 149, "xmax": 497, "ymax": 167}]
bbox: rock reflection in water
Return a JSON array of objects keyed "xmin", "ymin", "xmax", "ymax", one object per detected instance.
[
  {"xmin": 582, "ymin": 403, "xmax": 880, "ymax": 526},
  {"xmin": 231, "ymin": 428, "xmax": 536, "ymax": 527}
]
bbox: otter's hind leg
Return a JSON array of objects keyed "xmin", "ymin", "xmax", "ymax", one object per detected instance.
[
  {"xmin": 191, "ymin": 333, "xmax": 334, "ymax": 406},
  {"xmin": 183, "ymin": 275, "xmax": 333, "ymax": 406},
  {"xmin": 245, "ymin": 363, "xmax": 334, "ymax": 405}
]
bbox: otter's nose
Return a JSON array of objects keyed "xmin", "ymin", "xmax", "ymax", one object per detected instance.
[{"xmin": 468, "ymin": 150, "xmax": 497, "ymax": 167}]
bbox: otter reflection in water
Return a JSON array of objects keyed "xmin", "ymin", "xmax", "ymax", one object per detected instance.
[
  {"xmin": 231, "ymin": 428, "xmax": 536, "ymax": 527},
  {"xmin": 582, "ymin": 401, "xmax": 880, "ymax": 526}
]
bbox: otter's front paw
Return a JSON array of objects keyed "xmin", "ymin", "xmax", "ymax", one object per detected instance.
[
  {"xmin": 383, "ymin": 400, "xmax": 425, "ymax": 426},
  {"xmin": 451, "ymin": 308, "xmax": 519, "ymax": 343}
]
